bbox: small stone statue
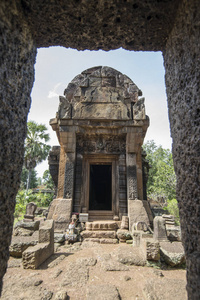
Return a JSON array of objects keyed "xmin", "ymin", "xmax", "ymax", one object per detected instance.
[
  {"xmin": 23, "ymin": 202, "xmax": 37, "ymax": 222},
  {"xmin": 65, "ymin": 215, "xmax": 78, "ymax": 243}
]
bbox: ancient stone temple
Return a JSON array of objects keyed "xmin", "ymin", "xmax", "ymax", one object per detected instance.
[{"xmin": 48, "ymin": 66, "xmax": 152, "ymax": 230}]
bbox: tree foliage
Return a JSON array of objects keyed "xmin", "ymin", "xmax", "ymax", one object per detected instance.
[
  {"xmin": 165, "ymin": 199, "xmax": 180, "ymax": 225},
  {"xmin": 24, "ymin": 121, "xmax": 51, "ymax": 189},
  {"xmin": 14, "ymin": 189, "xmax": 54, "ymax": 220},
  {"xmin": 143, "ymin": 140, "xmax": 176, "ymax": 203},
  {"xmin": 20, "ymin": 167, "xmax": 39, "ymax": 189},
  {"xmin": 42, "ymin": 170, "xmax": 54, "ymax": 190}
]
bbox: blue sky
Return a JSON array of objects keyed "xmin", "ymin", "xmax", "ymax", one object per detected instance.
[{"xmin": 29, "ymin": 47, "xmax": 172, "ymax": 177}]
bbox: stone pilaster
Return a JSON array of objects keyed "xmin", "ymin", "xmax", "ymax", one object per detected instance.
[
  {"xmin": 63, "ymin": 152, "xmax": 76, "ymax": 199},
  {"xmin": 126, "ymin": 152, "xmax": 138, "ymax": 200},
  {"xmin": 126, "ymin": 152, "xmax": 150, "ymax": 229},
  {"xmin": 47, "ymin": 132, "xmax": 76, "ymax": 231}
]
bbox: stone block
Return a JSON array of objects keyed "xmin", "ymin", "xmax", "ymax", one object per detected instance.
[
  {"xmin": 100, "ymin": 223, "xmax": 108, "ymax": 230},
  {"xmin": 128, "ymin": 199, "xmax": 150, "ymax": 230},
  {"xmin": 81, "ymin": 230, "xmax": 116, "ymax": 239},
  {"xmin": 22, "ymin": 220, "xmax": 54, "ymax": 269},
  {"xmin": 79, "ymin": 213, "xmax": 89, "ymax": 222},
  {"xmin": 141, "ymin": 239, "xmax": 160, "ymax": 261},
  {"xmin": 47, "ymin": 198, "xmax": 72, "ymax": 231},
  {"xmin": 117, "ymin": 229, "xmax": 132, "ymax": 242},
  {"xmin": 84, "ymin": 238, "xmax": 100, "ymax": 243},
  {"xmin": 166, "ymin": 227, "xmax": 181, "ymax": 242},
  {"xmin": 13, "ymin": 227, "xmax": 34, "ymax": 237},
  {"xmin": 39, "ymin": 220, "xmax": 54, "ymax": 243},
  {"xmin": 120, "ymin": 216, "xmax": 129, "ymax": 229},
  {"xmin": 14, "ymin": 220, "xmax": 40, "ymax": 231},
  {"xmin": 160, "ymin": 241, "xmax": 185, "ymax": 267},
  {"xmin": 153, "ymin": 216, "xmax": 168, "ymax": 242},
  {"xmin": 85, "ymin": 222, "xmax": 93, "ymax": 230},
  {"xmin": 107, "ymin": 222, "xmax": 118, "ymax": 230},
  {"xmin": 9, "ymin": 239, "xmax": 38, "ymax": 258},
  {"xmin": 22, "ymin": 242, "xmax": 53, "ymax": 269},
  {"xmin": 54, "ymin": 233, "xmax": 65, "ymax": 243},
  {"xmin": 100, "ymin": 239, "xmax": 119, "ymax": 244},
  {"xmin": 85, "ymin": 221, "xmax": 118, "ymax": 231},
  {"xmin": 13, "ymin": 220, "xmax": 40, "ymax": 236},
  {"xmin": 93, "ymin": 223, "xmax": 100, "ymax": 230},
  {"xmin": 126, "ymin": 240, "xmax": 133, "ymax": 244}
]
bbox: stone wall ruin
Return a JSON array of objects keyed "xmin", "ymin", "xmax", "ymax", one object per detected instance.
[{"xmin": 0, "ymin": 0, "xmax": 199, "ymax": 298}]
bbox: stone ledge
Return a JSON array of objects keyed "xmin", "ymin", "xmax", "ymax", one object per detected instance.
[
  {"xmin": 86, "ymin": 221, "xmax": 118, "ymax": 231},
  {"xmin": 81, "ymin": 230, "xmax": 117, "ymax": 239}
]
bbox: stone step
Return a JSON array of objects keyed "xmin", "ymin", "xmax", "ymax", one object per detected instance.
[
  {"xmin": 165, "ymin": 220, "xmax": 175, "ymax": 225},
  {"xmin": 88, "ymin": 210, "xmax": 114, "ymax": 222},
  {"xmin": 86, "ymin": 221, "xmax": 118, "ymax": 231},
  {"xmin": 81, "ymin": 230, "xmax": 117, "ymax": 239},
  {"xmin": 83, "ymin": 238, "xmax": 118, "ymax": 244}
]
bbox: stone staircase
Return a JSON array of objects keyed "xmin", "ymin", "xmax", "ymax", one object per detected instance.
[
  {"xmin": 162, "ymin": 214, "xmax": 181, "ymax": 241},
  {"xmin": 81, "ymin": 220, "xmax": 120, "ymax": 244},
  {"xmin": 162, "ymin": 214, "xmax": 175, "ymax": 228}
]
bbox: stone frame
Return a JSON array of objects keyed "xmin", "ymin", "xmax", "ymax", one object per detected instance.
[
  {"xmin": 0, "ymin": 1, "xmax": 199, "ymax": 297},
  {"xmin": 81, "ymin": 154, "xmax": 119, "ymax": 219}
]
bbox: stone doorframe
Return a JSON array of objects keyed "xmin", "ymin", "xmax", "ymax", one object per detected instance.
[{"xmin": 81, "ymin": 154, "xmax": 119, "ymax": 217}]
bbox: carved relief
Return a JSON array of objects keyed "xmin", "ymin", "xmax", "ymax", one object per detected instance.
[
  {"xmin": 128, "ymin": 166, "xmax": 137, "ymax": 199},
  {"xmin": 127, "ymin": 153, "xmax": 138, "ymax": 200},
  {"xmin": 76, "ymin": 135, "xmax": 126, "ymax": 154},
  {"xmin": 132, "ymin": 97, "xmax": 146, "ymax": 120},
  {"xmin": 63, "ymin": 155, "xmax": 75, "ymax": 199},
  {"xmin": 58, "ymin": 96, "xmax": 71, "ymax": 119}
]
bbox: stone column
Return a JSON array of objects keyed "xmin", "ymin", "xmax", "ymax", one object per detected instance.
[
  {"xmin": 126, "ymin": 152, "xmax": 138, "ymax": 200},
  {"xmin": 63, "ymin": 152, "xmax": 75, "ymax": 199},
  {"xmin": 136, "ymin": 150, "xmax": 143, "ymax": 200},
  {"xmin": 57, "ymin": 146, "xmax": 67, "ymax": 198},
  {"xmin": 126, "ymin": 133, "xmax": 150, "ymax": 229},
  {"xmin": 47, "ymin": 131, "xmax": 76, "ymax": 231}
]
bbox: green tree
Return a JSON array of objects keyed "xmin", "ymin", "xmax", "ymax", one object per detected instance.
[
  {"xmin": 165, "ymin": 199, "xmax": 180, "ymax": 225},
  {"xmin": 24, "ymin": 121, "xmax": 51, "ymax": 189},
  {"xmin": 42, "ymin": 170, "xmax": 54, "ymax": 190},
  {"xmin": 20, "ymin": 167, "xmax": 39, "ymax": 189},
  {"xmin": 143, "ymin": 140, "xmax": 176, "ymax": 204}
]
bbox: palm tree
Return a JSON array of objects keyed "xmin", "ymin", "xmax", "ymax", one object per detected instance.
[{"xmin": 24, "ymin": 121, "xmax": 51, "ymax": 190}]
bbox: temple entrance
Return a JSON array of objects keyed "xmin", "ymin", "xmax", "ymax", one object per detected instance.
[{"xmin": 89, "ymin": 164, "xmax": 112, "ymax": 210}]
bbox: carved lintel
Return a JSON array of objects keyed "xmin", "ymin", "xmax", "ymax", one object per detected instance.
[{"xmin": 76, "ymin": 134, "xmax": 126, "ymax": 154}]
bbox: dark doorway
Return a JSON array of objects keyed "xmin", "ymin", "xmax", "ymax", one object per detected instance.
[{"xmin": 89, "ymin": 164, "xmax": 112, "ymax": 210}]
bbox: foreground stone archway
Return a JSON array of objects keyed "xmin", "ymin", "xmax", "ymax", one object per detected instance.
[{"xmin": 0, "ymin": 0, "xmax": 199, "ymax": 298}]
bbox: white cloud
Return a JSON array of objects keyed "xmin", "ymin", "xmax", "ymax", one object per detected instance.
[{"xmin": 48, "ymin": 82, "xmax": 62, "ymax": 98}]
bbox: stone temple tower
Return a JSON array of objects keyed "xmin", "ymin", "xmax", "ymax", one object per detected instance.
[{"xmin": 48, "ymin": 66, "xmax": 153, "ymax": 231}]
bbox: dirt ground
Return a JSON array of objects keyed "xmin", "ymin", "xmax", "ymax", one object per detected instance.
[{"xmin": 1, "ymin": 242, "xmax": 187, "ymax": 300}]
